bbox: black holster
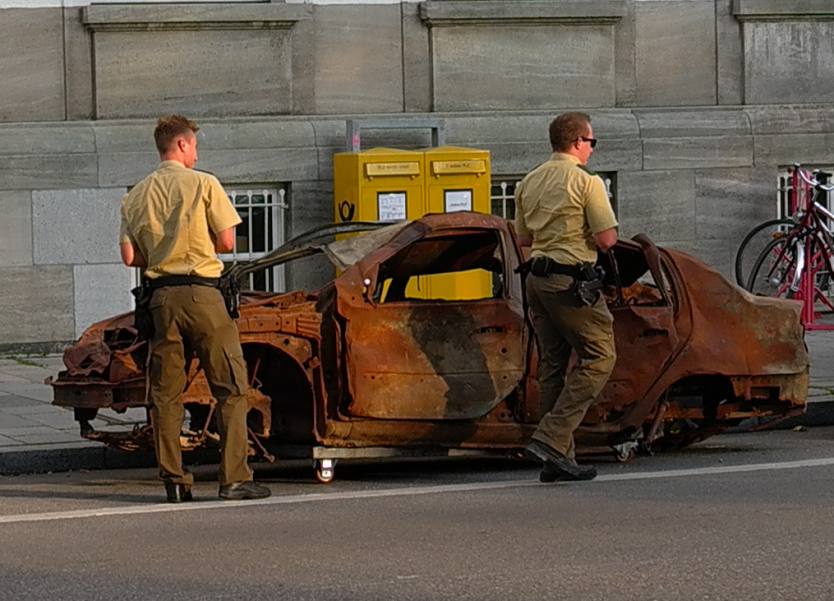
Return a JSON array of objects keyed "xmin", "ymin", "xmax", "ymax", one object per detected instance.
[
  {"xmin": 218, "ymin": 273, "xmax": 241, "ymax": 320},
  {"xmin": 130, "ymin": 278, "xmax": 155, "ymax": 341},
  {"xmin": 572, "ymin": 262, "xmax": 606, "ymax": 306}
]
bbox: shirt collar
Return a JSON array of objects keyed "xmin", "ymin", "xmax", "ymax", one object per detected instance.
[
  {"xmin": 549, "ymin": 152, "xmax": 581, "ymax": 165},
  {"xmin": 158, "ymin": 160, "xmax": 188, "ymax": 170}
]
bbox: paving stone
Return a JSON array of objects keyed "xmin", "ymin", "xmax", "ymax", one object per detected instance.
[
  {"xmin": 14, "ymin": 410, "xmax": 76, "ymax": 430},
  {"xmin": 2, "ymin": 405, "xmax": 67, "ymax": 415},
  {"xmin": 0, "ymin": 413, "xmax": 44, "ymax": 430},
  {"xmin": 0, "ymin": 394, "xmax": 38, "ymax": 408},
  {"xmin": 0, "ymin": 425, "xmax": 58, "ymax": 437},
  {"xmin": 0, "ymin": 374, "xmax": 28, "ymax": 384},
  {"xmin": 6, "ymin": 432, "xmax": 88, "ymax": 446},
  {"xmin": 0, "ymin": 384, "xmax": 54, "ymax": 403}
]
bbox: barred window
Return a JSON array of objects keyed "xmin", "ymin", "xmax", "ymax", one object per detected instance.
[
  {"xmin": 778, "ymin": 167, "xmax": 833, "ymax": 221},
  {"xmin": 219, "ymin": 186, "xmax": 289, "ymax": 292},
  {"xmin": 491, "ymin": 179, "xmax": 519, "ymax": 220}
]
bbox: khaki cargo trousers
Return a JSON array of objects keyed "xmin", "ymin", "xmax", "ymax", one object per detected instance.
[
  {"xmin": 525, "ymin": 273, "xmax": 616, "ymax": 460},
  {"xmin": 149, "ymin": 285, "xmax": 252, "ymax": 487}
]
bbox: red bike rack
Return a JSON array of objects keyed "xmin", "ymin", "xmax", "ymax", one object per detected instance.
[{"xmin": 790, "ymin": 168, "xmax": 834, "ymax": 331}]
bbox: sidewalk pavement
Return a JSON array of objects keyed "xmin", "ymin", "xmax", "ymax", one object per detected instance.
[
  {"xmin": 2, "ymin": 332, "xmax": 834, "ymax": 476},
  {"xmin": 0, "ymin": 354, "xmax": 155, "ymax": 475}
]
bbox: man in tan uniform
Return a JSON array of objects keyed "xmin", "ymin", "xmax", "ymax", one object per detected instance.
[
  {"xmin": 514, "ymin": 112, "xmax": 618, "ymax": 483},
  {"xmin": 120, "ymin": 115, "xmax": 271, "ymax": 503}
]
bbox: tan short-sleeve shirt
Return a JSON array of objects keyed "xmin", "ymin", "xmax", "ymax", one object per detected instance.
[
  {"xmin": 119, "ymin": 161, "xmax": 241, "ymax": 279},
  {"xmin": 514, "ymin": 153, "xmax": 617, "ymax": 265}
]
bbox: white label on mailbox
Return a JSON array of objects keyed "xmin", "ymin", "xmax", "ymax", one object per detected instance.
[
  {"xmin": 378, "ymin": 192, "xmax": 407, "ymax": 221},
  {"xmin": 444, "ymin": 190, "xmax": 473, "ymax": 213}
]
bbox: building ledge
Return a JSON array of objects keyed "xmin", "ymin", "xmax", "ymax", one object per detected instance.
[
  {"xmin": 733, "ymin": 0, "xmax": 834, "ymax": 21},
  {"xmin": 83, "ymin": 3, "xmax": 312, "ymax": 32},
  {"xmin": 420, "ymin": 1, "xmax": 626, "ymax": 27}
]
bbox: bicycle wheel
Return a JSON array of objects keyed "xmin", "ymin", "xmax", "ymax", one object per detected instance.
[
  {"xmin": 746, "ymin": 235, "xmax": 798, "ymax": 298},
  {"xmin": 803, "ymin": 229, "xmax": 834, "ymax": 306},
  {"xmin": 735, "ymin": 218, "xmax": 794, "ymax": 286}
]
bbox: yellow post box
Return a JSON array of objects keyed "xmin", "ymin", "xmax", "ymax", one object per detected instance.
[
  {"xmin": 424, "ymin": 146, "xmax": 491, "ymax": 215},
  {"xmin": 333, "ymin": 148, "xmax": 425, "ymax": 224},
  {"xmin": 420, "ymin": 146, "xmax": 492, "ymax": 300}
]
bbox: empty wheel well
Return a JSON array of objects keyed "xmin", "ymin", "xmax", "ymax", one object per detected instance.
[
  {"xmin": 243, "ymin": 343, "xmax": 316, "ymax": 443},
  {"xmin": 664, "ymin": 375, "xmax": 735, "ymax": 420},
  {"xmin": 645, "ymin": 375, "xmax": 734, "ymax": 452}
]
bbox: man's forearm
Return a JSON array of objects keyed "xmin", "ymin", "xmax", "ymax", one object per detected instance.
[
  {"xmin": 214, "ymin": 227, "xmax": 236, "ymax": 253},
  {"xmin": 120, "ymin": 241, "xmax": 147, "ymax": 268},
  {"xmin": 593, "ymin": 228, "xmax": 618, "ymax": 250}
]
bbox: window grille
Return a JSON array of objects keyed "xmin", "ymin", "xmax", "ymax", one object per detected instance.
[
  {"xmin": 778, "ymin": 167, "xmax": 833, "ymax": 224},
  {"xmin": 219, "ymin": 186, "xmax": 288, "ymax": 292},
  {"xmin": 490, "ymin": 173, "xmax": 617, "ymax": 221},
  {"xmin": 491, "ymin": 179, "xmax": 519, "ymax": 220}
]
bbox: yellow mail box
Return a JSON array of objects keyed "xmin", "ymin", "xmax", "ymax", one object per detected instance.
[
  {"xmin": 420, "ymin": 147, "xmax": 492, "ymax": 300},
  {"xmin": 333, "ymin": 148, "xmax": 425, "ymax": 224}
]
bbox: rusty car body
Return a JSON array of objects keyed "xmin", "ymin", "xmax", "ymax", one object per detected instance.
[{"xmin": 49, "ymin": 212, "xmax": 808, "ymax": 481}]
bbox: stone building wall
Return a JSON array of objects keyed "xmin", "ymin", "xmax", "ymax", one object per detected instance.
[{"xmin": 0, "ymin": 0, "xmax": 832, "ymax": 348}]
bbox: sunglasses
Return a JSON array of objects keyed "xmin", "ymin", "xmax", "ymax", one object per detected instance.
[{"xmin": 580, "ymin": 137, "xmax": 597, "ymax": 149}]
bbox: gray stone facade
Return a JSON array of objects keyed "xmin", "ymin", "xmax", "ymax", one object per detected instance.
[{"xmin": 0, "ymin": 0, "xmax": 832, "ymax": 347}]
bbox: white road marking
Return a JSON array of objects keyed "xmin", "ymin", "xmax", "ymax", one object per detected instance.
[{"xmin": 2, "ymin": 456, "xmax": 833, "ymax": 525}]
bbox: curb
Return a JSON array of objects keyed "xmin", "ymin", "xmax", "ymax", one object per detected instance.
[{"xmin": 0, "ymin": 445, "xmax": 223, "ymax": 477}]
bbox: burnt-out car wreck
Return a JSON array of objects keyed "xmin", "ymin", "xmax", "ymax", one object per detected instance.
[{"xmin": 49, "ymin": 213, "xmax": 808, "ymax": 482}]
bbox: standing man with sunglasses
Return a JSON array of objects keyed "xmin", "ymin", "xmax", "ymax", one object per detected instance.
[{"xmin": 514, "ymin": 112, "xmax": 618, "ymax": 483}]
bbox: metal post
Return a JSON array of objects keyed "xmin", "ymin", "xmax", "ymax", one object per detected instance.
[{"xmin": 346, "ymin": 119, "xmax": 447, "ymax": 152}]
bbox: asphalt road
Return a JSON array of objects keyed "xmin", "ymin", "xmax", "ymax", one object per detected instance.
[{"xmin": 1, "ymin": 428, "xmax": 833, "ymax": 601}]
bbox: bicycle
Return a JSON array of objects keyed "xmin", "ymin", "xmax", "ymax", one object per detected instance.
[
  {"xmin": 735, "ymin": 166, "xmax": 820, "ymax": 287},
  {"xmin": 745, "ymin": 166, "xmax": 834, "ymax": 328}
]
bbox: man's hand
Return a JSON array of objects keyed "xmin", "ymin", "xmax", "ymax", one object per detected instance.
[
  {"xmin": 120, "ymin": 241, "xmax": 147, "ymax": 268},
  {"xmin": 593, "ymin": 228, "xmax": 618, "ymax": 250}
]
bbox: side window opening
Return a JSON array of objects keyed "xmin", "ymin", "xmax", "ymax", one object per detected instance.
[
  {"xmin": 374, "ymin": 229, "xmax": 505, "ymax": 303},
  {"xmin": 600, "ymin": 245, "xmax": 669, "ymax": 308}
]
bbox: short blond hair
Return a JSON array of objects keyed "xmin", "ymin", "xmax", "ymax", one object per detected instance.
[{"xmin": 154, "ymin": 115, "xmax": 199, "ymax": 154}]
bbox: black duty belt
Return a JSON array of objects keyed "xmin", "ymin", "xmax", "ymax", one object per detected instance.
[
  {"xmin": 148, "ymin": 275, "xmax": 219, "ymax": 291},
  {"xmin": 528, "ymin": 257, "xmax": 581, "ymax": 278}
]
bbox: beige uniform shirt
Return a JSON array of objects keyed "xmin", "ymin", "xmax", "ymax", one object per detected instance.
[
  {"xmin": 119, "ymin": 161, "xmax": 241, "ymax": 279},
  {"xmin": 514, "ymin": 153, "xmax": 617, "ymax": 265}
]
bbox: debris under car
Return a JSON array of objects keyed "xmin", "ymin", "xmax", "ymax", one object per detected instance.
[{"xmin": 48, "ymin": 212, "xmax": 808, "ymax": 482}]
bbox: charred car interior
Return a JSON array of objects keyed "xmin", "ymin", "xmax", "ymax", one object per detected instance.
[{"xmin": 49, "ymin": 213, "xmax": 809, "ymax": 482}]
